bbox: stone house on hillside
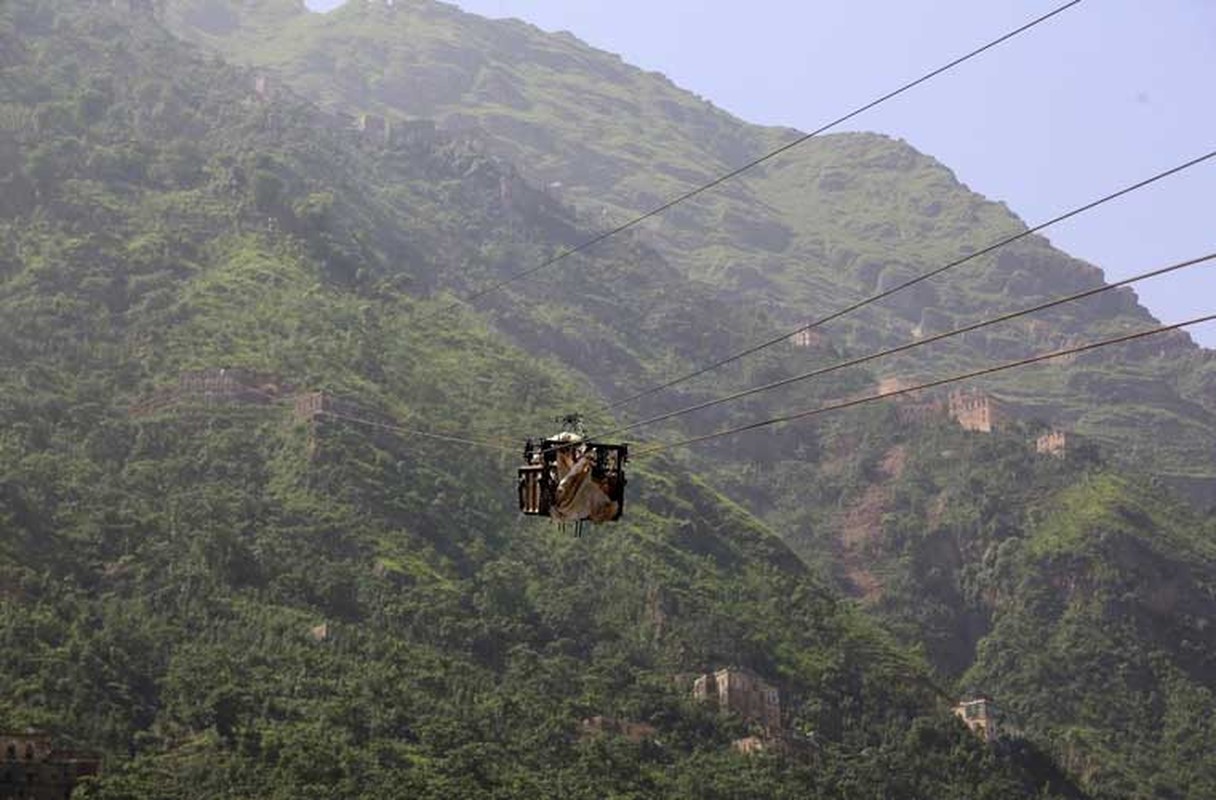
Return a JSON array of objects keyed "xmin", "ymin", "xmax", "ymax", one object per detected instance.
[
  {"xmin": 1036, "ymin": 429, "xmax": 1068, "ymax": 457},
  {"xmin": 947, "ymin": 388, "xmax": 1004, "ymax": 433},
  {"xmin": 953, "ymin": 696, "xmax": 999, "ymax": 744},
  {"xmin": 693, "ymin": 668, "xmax": 781, "ymax": 732},
  {"xmin": 789, "ymin": 327, "xmax": 825, "ymax": 348}
]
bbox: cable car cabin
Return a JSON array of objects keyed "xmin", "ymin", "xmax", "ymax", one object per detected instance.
[{"xmin": 519, "ymin": 432, "xmax": 627, "ymax": 524}]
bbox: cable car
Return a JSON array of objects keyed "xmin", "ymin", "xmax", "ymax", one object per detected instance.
[{"xmin": 519, "ymin": 415, "xmax": 628, "ymax": 527}]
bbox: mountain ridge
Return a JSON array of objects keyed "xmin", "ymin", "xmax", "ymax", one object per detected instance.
[
  {"xmin": 2, "ymin": 2, "xmax": 1214, "ymax": 797},
  {"xmin": 157, "ymin": 0, "xmax": 1216, "ymax": 501},
  {"xmin": 0, "ymin": 3, "xmax": 1101, "ymax": 796}
]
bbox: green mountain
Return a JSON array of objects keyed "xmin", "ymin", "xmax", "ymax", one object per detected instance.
[
  {"xmin": 743, "ymin": 408, "xmax": 1216, "ymax": 798},
  {"xmin": 2, "ymin": 1, "xmax": 1214, "ymax": 798},
  {"xmin": 159, "ymin": 0, "xmax": 1216, "ymax": 504},
  {"xmin": 0, "ymin": 2, "xmax": 1094, "ymax": 798}
]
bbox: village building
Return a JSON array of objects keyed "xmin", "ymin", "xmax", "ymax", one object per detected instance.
[
  {"xmin": 292, "ymin": 391, "xmax": 401, "ymax": 461},
  {"xmin": 693, "ymin": 668, "xmax": 781, "ymax": 732},
  {"xmin": 292, "ymin": 391, "xmax": 396, "ymax": 431},
  {"xmin": 1036, "ymin": 429, "xmax": 1068, "ymax": 458},
  {"xmin": 953, "ymin": 696, "xmax": 999, "ymax": 744},
  {"xmin": 876, "ymin": 376, "xmax": 912, "ymax": 395},
  {"xmin": 686, "ymin": 668, "xmax": 809, "ymax": 759},
  {"xmin": 1, "ymin": 732, "xmax": 51, "ymax": 764},
  {"xmin": 788, "ymin": 326, "xmax": 824, "ymax": 348},
  {"xmin": 947, "ymin": 388, "xmax": 1004, "ymax": 433}
]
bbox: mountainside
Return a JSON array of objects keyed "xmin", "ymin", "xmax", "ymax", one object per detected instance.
[
  {"xmin": 3, "ymin": 2, "xmax": 1215, "ymax": 798},
  {"xmin": 0, "ymin": 3, "xmax": 1099, "ymax": 798},
  {"xmin": 727, "ymin": 407, "xmax": 1216, "ymax": 798},
  {"xmin": 161, "ymin": 0, "xmax": 1216, "ymax": 502}
]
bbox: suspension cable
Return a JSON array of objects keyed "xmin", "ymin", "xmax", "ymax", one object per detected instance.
[
  {"xmin": 227, "ymin": 383, "xmax": 520, "ymax": 451},
  {"xmin": 589, "ymin": 252, "xmax": 1215, "ymax": 440},
  {"xmin": 317, "ymin": 409, "xmax": 518, "ymax": 453},
  {"xmin": 633, "ymin": 312, "xmax": 1216, "ymax": 456},
  {"xmin": 603, "ymin": 148, "xmax": 1216, "ymax": 412},
  {"xmin": 431, "ymin": 0, "xmax": 1084, "ymax": 316}
]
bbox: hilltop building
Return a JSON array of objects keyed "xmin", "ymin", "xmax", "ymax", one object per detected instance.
[
  {"xmin": 1, "ymin": 730, "xmax": 100, "ymax": 799},
  {"xmin": 693, "ymin": 668, "xmax": 781, "ymax": 732}
]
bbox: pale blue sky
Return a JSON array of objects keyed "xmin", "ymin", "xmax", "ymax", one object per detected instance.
[{"xmin": 307, "ymin": 1, "xmax": 1215, "ymax": 347}]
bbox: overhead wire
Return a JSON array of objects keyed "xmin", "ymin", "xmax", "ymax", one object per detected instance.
[
  {"xmin": 316, "ymin": 409, "xmax": 519, "ymax": 453},
  {"xmin": 632, "ymin": 312, "xmax": 1216, "ymax": 457},
  {"xmin": 431, "ymin": 0, "xmax": 1084, "ymax": 317},
  {"xmin": 587, "ymin": 251, "xmax": 1215, "ymax": 440},
  {"xmin": 603, "ymin": 148, "xmax": 1216, "ymax": 412}
]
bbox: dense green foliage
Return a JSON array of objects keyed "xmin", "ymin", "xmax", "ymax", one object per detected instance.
[
  {"xmin": 160, "ymin": 0, "xmax": 1216, "ymax": 500},
  {"xmin": 0, "ymin": 2, "xmax": 1101, "ymax": 797},
  {"xmin": 739, "ymin": 407, "xmax": 1216, "ymax": 797},
  {"xmin": 2, "ymin": 2, "xmax": 1213, "ymax": 798}
]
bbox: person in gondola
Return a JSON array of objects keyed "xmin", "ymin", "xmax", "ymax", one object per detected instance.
[{"xmin": 518, "ymin": 423, "xmax": 626, "ymax": 525}]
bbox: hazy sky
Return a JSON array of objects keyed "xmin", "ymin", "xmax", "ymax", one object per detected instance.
[{"xmin": 306, "ymin": 0, "xmax": 1215, "ymax": 347}]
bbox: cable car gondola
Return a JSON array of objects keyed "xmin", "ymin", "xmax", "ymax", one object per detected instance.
[{"xmin": 518, "ymin": 415, "xmax": 627, "ymax": 526}]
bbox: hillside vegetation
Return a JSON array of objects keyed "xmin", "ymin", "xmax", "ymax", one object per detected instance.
[
  {"xmin": 2, "ymin": 2, "xmax": 1215, "ymax": 798},
  {"xmin": 161, "ymin": 0, "xmax": 1216, "ymax": 500},
  {"xmin": 727, "ymin": 407, "xmax": 1216, "ymax": 798},
  {"xmin": 0, "ymin": 2, "xmax": 1100, "ymax": 797},
  {"xmin": 155, "ymin": 2, "xmax": 1216, "ymax": 795}
]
